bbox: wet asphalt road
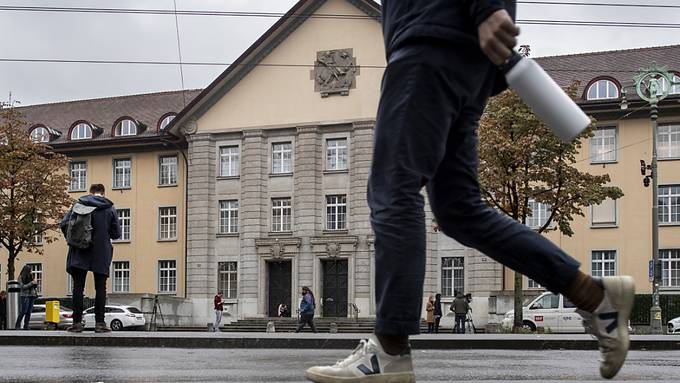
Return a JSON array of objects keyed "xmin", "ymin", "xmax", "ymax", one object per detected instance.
[{"xmin": 0, "ymin": 347, "xmax": 679, "ymax": 382}]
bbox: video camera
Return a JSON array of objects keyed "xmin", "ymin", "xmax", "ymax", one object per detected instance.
[{"xmin": 464, "ymin": 293, "xmax": 472, "ymax": 304}]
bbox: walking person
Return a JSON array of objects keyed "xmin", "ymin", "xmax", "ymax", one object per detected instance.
[
  {"xmin": 295, "ymin": 286, "xmax": 317, "ymax": 333},
  {"xmin": 0, "ymin": 290, "xmax": 6, "ymax": 330},
  {"xmin": 305, "ymin": 1, "xmax": 634, "ymax": 381},
  {"xmin": 425, "ymin": 295, "xmax": 435, "ymax": 334},
  {"xmin": 15, "ymin": 265, "xmax": 38, "ymax": 330},
  {"xmin": 451, "ymin": 292, "xmax": 470, "ymax": 334},
  {"xmin": 214, "ymin": 291, "xmax": 224, "ymax": 332},
  {"xmin": 433, "ymin": 293, "xmax": 443, "ymax": 334},
  {"xmin": 60, "ymin": 183, "xmax": 121, "ymax": 333}
]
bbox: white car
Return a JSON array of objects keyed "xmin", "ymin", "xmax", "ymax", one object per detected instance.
[
  {"xmin": 502, "ymin": 292, "xmax": 585, "ymax": 333},
  {"xmin": 83, "ymin": 305, "xmax": 146, "ymax": 331},
  {"xmin": 668, "ymin": 316, "xmax": 680, "ymax": 334}
]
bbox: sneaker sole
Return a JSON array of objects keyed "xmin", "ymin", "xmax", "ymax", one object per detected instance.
[
  {"xmin": 601, "ymin": 276, "xmax": 635, "ymax": 379},
  {"xmin": 305, "ymin": 371, "xmax": 415, "ymax": 383}
]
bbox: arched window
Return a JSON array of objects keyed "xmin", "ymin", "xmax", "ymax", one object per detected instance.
[
  {"xmin": 30, "ymin": 126, "xmax": 50, "ymax": 143},
  {"xmin": 71, "ymin": 123, "xmax": 93, "ymax": 140},
  {"xmin": 159, "ymin": 114, "xmax": 176, "ymax": 131},
  {"xmin": 586, "ymin": 79, "xmax": 619, "ymax": 100},
  {"xmin": 657, "ymin": 74, "xmax": 680, "ymax": 96},
  {"xmin": 115, "ymin": 119, "xmax": 137, "ymax": 136}
]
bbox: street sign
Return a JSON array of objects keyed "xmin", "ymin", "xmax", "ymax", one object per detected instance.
[{"xmin": 649, "ymin": 260, "xmax": 654, "ymax": 282}]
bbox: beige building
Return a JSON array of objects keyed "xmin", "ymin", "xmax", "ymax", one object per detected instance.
[{"xmin": 1, "ymin": 90, "xmax": 199, "ymax": 317}]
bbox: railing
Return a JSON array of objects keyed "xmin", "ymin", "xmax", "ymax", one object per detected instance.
[{"xmin": 348, "ymin": 303, "xmax": 360, "ymax": 322}]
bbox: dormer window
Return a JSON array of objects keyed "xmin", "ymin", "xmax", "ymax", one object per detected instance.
[
  {"xmin": 71, "ymin": 123, "xmax": 93, "ymax": 140},
  {"xmin": 115, "ymin": 119, "xmax": 137, "ymax": 136},
  {"xmin": 587, "ymin": 79, "xmax": 619, "ymax": 100},
  {"xmin": 159, "ymin": 114, "xmax": 176, "ymax": 131},
  {"xmin": 657, "ymin": 74, "xmax": 680, "ymax": 96},
  {"xmin": 30, "ymin": 126, "xmax": 50, "ymax": 143}
]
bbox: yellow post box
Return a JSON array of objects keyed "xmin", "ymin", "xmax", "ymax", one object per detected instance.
[{"xmin": 45, "ymin": 300, "xmax": 60, "ymax": 325}]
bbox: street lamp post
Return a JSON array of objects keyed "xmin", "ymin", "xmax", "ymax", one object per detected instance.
[{"xmin": 632, "ymin": 62, "xmax": 674, "ymax": 334}]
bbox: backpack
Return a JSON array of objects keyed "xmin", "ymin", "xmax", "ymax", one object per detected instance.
[{"xmin": 65, "ymin": 203, "xmax": 97, "ymax": 249}]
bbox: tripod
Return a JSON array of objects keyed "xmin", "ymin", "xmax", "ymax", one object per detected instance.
[
  {"xmin": 465, "ymin": 307, "xmax": 476, "ymax": 334},
  {"xmin": 149, "ymin": 295, "xmax": 165, "ymax": 331}
]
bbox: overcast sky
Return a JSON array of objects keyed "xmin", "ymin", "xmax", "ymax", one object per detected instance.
[{"xmin": 1, "ymin": 0, "xmax": 679, "ymax": 106}]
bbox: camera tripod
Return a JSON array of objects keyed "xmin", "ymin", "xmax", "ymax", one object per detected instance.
[
  {"xmin": 453, "ymin": 308, "xmax": 476, "ymax": 334},
  {"xmin": 149, "ymin": 295, "xmax": 165, "ymax": 331}
]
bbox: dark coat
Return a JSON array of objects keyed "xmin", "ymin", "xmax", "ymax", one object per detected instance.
[
  {"xmin": 381, "ymin": 0, "xmax": 517, "ymax": 95},
  {"xmin": 60, "ymin": 195, "xmax": 121, "ymax": 276}
]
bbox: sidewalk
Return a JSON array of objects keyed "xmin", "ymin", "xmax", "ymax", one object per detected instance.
[{"xmin": 1, "ymin": 331, "xmax": 678, "ymax": 350}]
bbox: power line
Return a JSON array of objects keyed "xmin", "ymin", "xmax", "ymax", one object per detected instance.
[
  {"xmin": 172, "ymin": 0, "xmax": 186, "ymax": 107},
  {"xmin": 518, "ymin": 1, "xmax": 680, "ymax": 9}
]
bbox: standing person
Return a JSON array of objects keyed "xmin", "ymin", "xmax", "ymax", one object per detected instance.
[
  {"xmin": 0, "ymin": 290, "xmax": 6, "ymax": 330},
  {"xmin": 295, "ymin": 286, "xmax": 317, "ymax": 333},
  {"xmin": 213, "ymin": 291, "xmax": 223, "ymax": 332},
  {"xmin": 305, "ymin": 1, "xmax": 634, "ymax": 382},
  {"xmin": 60, "ymin": 184, "xmax": 121, "ymax": 333},
  {"xmin": 425, "ymin": 295, "xmax": 435, "ymax": 334},
  {"xmin": 433, "ymin": 293, "xmax": 443, "ymax": 334},
  {"xmin": 15, "ymin": 265, "xmax": 38, "ymax": 330},
  {"xmin": 451, "ymin": 292, "xmax": 470, "ymax": 334}
]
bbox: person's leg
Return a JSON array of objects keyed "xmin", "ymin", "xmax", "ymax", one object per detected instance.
[
  {"xmin": 458, "ymin": 315, "xmax": 466, "ymax": 334},
  {"xmin": 93, "ymin": 272, "xmax": 108, "ymax": 325},
  {"xmin": 23, "ymin": 296, "xmax": 35, "ymax": 330},
  {"xmin": 295, "ymin": 316, "xmax": 306, "ymax": 333},
  {"xmin": 15, "ymin": 297, "xmax": 28, "ymax": 328},
  {"xmin": 70, "ymin": 268, "xmax": 87, "ymax": 324},
  {"xmin": 309, "ymin": 316, "xmax": 317, "ymax": 333},
  {"xmin": 434, "ymin": 317, "xmax": 441, "ymax": 333}
]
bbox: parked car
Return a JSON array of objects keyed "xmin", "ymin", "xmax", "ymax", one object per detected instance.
[
  {"xmin": 502, "ymin": 292, "xmax": 585, "ymax": 333},
  {"xmin": 29, "ymin": 304, "xmax": 74, "ymax": 330},
  {"xmin": 668, "ymin": 316, "xmax": 680, "ymax": 334},
  {"xmin": 83, "ymin": 305, "xmax": 146, "ymax": 331}
]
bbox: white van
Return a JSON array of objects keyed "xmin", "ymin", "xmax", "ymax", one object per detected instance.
[{"xmin": 501, "ymin": 292, "xmax": 585, "ymax": 333}]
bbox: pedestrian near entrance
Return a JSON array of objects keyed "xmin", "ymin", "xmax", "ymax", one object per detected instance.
[
  {"xmin": 425, "ymin": 295, "xmax": 435, "ymax": 333},
  {"xmin": 451, "ymin": 292, "xmax": 470, "ymax": 334},
  {"xmin": 278, "ymin": 303, "xmax": 290, "ymax": 317},
  {"xmin": 305, "ymin": 1, "xmax": 635, "ymax": 382},
  {"xmin": 295, "ymin": 286, "xmax": 317, "ymax": 333},
  {"xmin": 433, "ymin": 293, "xmax": 443, "ymax": 334},
  {"xmin": 60, "ymin": 184, "xmax": 121, "ymax": 333},
  {"xmin": 15, "ymin": 265, "xmax": 38, "ymax": 330},
  {"xmin": 214, "ymin": 291, "xmax": 223, "ymax": 332},
  {"xmin": 0, "ymin": 290, "xmax": 6, "ymax": 330}
]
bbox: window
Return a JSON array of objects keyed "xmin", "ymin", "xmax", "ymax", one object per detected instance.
[
  {"xmin": 28, "ymin": 263, "xmax": 42, "ymax": 295},
  {"xmin": 159, "ymin": 155, "xmax": 178, "ymax": 186},
  {"xmin": 657, "ymin": 75, "xmax": 680, "ymax": 96},
  {"xmin": 326, "ymin": 195, "xmax": 347, "ymax": 230},
  {"xmin": 159, "ymin": 114, "xmax": 176, "ymax": 131},
  {"xmin": 159, "ymin": 207, "xmax": 178, "ymax": 240},
  {"xmin": 112, "ymin": 261, "xmax": 130, "ymax": 293},
  {"xmin": 441, "ymin": 257, "xmax": 464, "ymax": 297},
  {"xmin": 591, "ymin": 198, "xmax": 617, "ymax": 227},
  {"xmin": 526, "ymin": 200, "xmax": 551, "ymax": 229},
  {"xmin": 219, "ymin": 146, "xmax": 240, "ymax": 177},
  {"xmin": 271, "ymin": 198, "xmax": 292, "ymax": 232},
  {"xmin": 586, "ymin": 79, "xmax": 619, "ymax": 100},
  {"xmin": 158, "ymin": 260, "xmax": 177, "ymax": 293},
  {"xmin": 218, "ymin": 262, "xmax": 238, "ymax": 299},
  {"xmin": 113, "ymin": 159, "xmax": 132, "ymax": 189},
  {"xmin": 219, "ymin": 200, "xmax": 239, "ymax": 234},
  {"xmin": 71, "ymin": 123, "xmax": 92, "ymax": 140},
  {"xmin": 326, "ymin": 138, "xmax": 348, "ymax": 171},
  {"xmin": 532, "ymin": 294, "xmax": 559, "ymax": 309},
  {"xmin": 69, "ymin": 161, "xmax": 87, "ymax": 192},
  {"xmin": 527, "ymin": 279, "xmax": 542, "ymax": 289},
  {"xmin": 591, "ymin": 250, "xmax": 617, "ymax": 277},
  {"xmin": 590, "ymin": 127, "xmax": 617, "ymax": 163},
  {"xmin": 116, "ymin": 209, "xmax": 131, "ymax": 241},
  {"xmin": 30, "ymin": 127, "xmax": 49, "ymax": 143},
  {"xmin": 272, "ymin": 142, "xmax": 292, "ymax": 174},
  {"xmin": 115, "ymin": 119, "xmax": 137, "ymax": 136},
  {"xmin": 660, "ymin": 249, "xmax": 680, "ymax": 288},
  {"xmin": 658, "ymin": 125, "xmax": 680, "ymax": 159},
  {"xmin": 659, "ymin": 185, "xmax": 680, "ymax": 224}
]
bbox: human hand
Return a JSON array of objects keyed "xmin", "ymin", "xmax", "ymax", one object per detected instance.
[{"xmin": 478, "ymin": 10, "xmax": 520, "ymax": 65}]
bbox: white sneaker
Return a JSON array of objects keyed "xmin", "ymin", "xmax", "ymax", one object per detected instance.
[
  {"xmin": 305, "ymin": 336, "xmax": 415, "ymax": 383},
  {"xmin": 577, "ymin": 276, "xmax": 635, "ymax": 379}
]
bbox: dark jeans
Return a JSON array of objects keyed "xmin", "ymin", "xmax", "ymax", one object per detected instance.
[
  {"xmin": 295, "ymin": 314, "xmax": 317, "ymax": 333},
  {"xmin": 455, "ymin": 314, "xmax": 466, "ymax": 334},
  {"xmin": 427, "ymin": 322, "xmax": 434, "ymax": 333},
  {"xmin": 434, "ymin": 316, "xmax": 441, "ymax": 333},
  {"xmin": 15, "ymin": 296, "xmax": 36, "ymax": 330},
  {"xmin": 369, "ymin": 40, "xmax": 581, "ymax": 336},
  {"xmin": 70, "ymin": 267, "xmax": 107, "ymax": 324}
]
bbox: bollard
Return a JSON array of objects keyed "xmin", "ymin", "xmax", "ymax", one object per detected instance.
[
  {"xmin": 6, "ymin": 281, "xmax": 20, "ymax": 330},
  {"xmin": 266, "ymin": 321, "xmax": 276, "ymax": 333},
  {"xmin": 329, "ymin": 322, "xmax": 338, "ymax": 334}
]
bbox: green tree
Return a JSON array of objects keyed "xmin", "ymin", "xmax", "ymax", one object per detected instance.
[
  {"xmin": 478, "ymin": 85, "xmax": 623, "ymax": 332},
  {"xmin": 0, "ymin": 107, "xmax": 71, "ymax": 281}
]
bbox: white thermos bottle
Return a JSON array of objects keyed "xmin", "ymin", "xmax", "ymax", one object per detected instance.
[{"xmin": 502, "ymin": 52, "xmax": 591, "ymax": 143}]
